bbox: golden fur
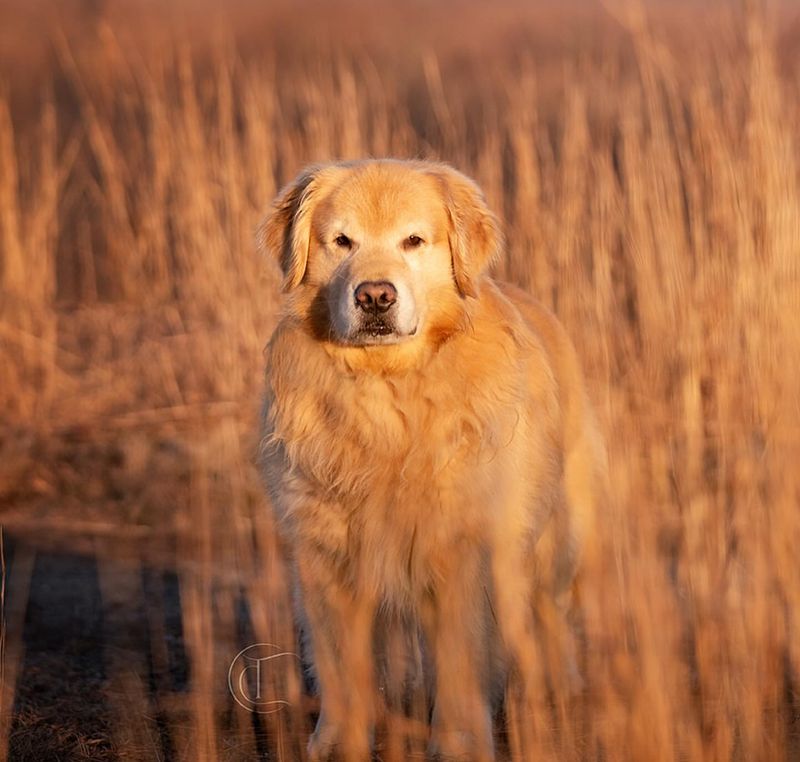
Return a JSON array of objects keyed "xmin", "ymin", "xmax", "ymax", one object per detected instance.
[{"xmin": 258, "ymin": 159, "xmax": 606, "ymax": 761}]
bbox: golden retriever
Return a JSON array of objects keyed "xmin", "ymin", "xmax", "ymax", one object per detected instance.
[{"xmin": 258, "ymin": 159, "xmax": 606, "ymax": 761}]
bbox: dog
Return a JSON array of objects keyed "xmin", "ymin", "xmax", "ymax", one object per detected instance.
[{"xmin": 258, "ymin": 159, "xmax": 606, "ymax": 760}]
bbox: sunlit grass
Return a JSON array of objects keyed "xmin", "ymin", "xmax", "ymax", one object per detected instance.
[{"xmin": 0, "ymin": 1, "xmax": 798, "ymax": 759}]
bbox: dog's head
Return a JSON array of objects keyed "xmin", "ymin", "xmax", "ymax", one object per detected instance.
[{"xmin": 258, "ymin": 160, "xmax": 502, "ymax": 348}]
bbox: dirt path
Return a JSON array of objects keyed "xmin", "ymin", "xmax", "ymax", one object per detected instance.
[{"xmin": 3, "ymin": 533, "xmax": 195, "ymax": 761}]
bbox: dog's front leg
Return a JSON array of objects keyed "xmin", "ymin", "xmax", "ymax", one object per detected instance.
[
  {"xmin": 422, "ymin": 544, "xmax": 494, "ymax": 761},
  {"xmin": 295, "ymin": 547, "xmax": 376, "ymax": 762}
]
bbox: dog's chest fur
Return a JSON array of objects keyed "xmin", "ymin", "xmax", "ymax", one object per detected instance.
[{"xmin": 262, "ymin": 321, "xmax": 551, "ymax": 601}]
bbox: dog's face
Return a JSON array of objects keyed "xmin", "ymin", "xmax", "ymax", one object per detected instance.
[{"xmin": 259, "ymin": 160, "xmax": 501, "ymax": 348}]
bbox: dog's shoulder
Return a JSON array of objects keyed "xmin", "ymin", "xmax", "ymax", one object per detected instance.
[
  {"xmin": 492, "ymin": 282, "xmax": 570, "ymax": 364},
  {"xmin": 493, "ymin": 282, "xmax": 590, "ymax": 404}
]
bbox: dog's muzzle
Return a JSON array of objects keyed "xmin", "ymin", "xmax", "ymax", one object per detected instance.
[
  {"xmin": 329, "ymin": 270, "xmax": 418, "ymax": 344},
  {"xmin": 353, "ymin": 281, "xmax": 399, "ymax": 338}
]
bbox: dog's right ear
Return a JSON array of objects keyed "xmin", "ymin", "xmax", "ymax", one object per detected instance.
[
  {"xmin": 426, "ymin": 163, "xmax": 503, "ymax": 299},
  {"xmin": 257, "ymin": 164, "xmax": 329, "ymax": 292}
]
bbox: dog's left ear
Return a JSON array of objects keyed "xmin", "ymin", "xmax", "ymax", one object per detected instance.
[
  {"xmin": 257, "ymin": 164, "xmax": 343, "ymax": 291},
  {"xmin": 429, "ymin": 164, "xmax": 503, "ymax": 298}
]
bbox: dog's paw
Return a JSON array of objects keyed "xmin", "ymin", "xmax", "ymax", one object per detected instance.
[
  {"xmin": 308, "ymin": 721, "xmax": 373, "ymax": 762},
  {"xmin": 307, "ymin": 721, "xmax": 339, "ymax": 762},
  {"xmin": 428, "ymin": 728, "xmax": 494, "ymax": 761},
  {"xmin": 427, "ymin": 729, "xmax": 470, "ymax": 760}
]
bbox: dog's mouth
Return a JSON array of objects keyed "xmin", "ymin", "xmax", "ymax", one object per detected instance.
[
  {"xmin": 352, "ymin": 319, "xmax": 417, "ymax": 345},
  {"xmin": 361, "ymin": 318, "xmax": 394, "ymax": 337}
]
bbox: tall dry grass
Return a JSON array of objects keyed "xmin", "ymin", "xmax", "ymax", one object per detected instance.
[{"xmin": 1, "ymin": 1, "xmax": 799, "ymax": 759}]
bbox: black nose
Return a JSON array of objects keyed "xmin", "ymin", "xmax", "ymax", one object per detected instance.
[{"xmin": 354, "ymin": 281, "xmax": 397, "ymax": 313}]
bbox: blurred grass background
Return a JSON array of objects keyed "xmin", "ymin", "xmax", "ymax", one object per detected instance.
[{"xmin": 0, "ymin": 0, "xmax": 799, "ymax": 759}]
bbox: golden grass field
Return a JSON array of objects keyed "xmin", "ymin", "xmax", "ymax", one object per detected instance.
[{"xmin": 1, "ymin": 0, "xmax": 799, "ymax": 759}]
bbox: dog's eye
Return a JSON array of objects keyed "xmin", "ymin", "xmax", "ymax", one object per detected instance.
[
  {"xmin": 334, "ymin": 234, "xmax": 352, "ymax": 248},
  {"xmin": 404, "ymin": 235, "xmax": 424, "ymax": 249}
]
